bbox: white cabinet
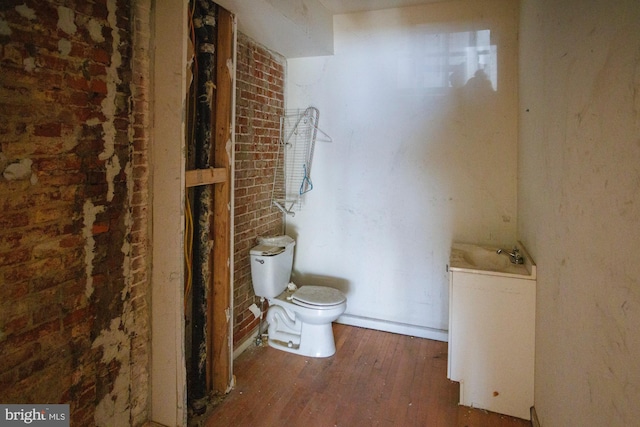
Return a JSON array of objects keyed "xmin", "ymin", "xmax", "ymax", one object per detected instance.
[{"xmin": 448, "ymin": 245, "xmax": 536, "ymax": 420}]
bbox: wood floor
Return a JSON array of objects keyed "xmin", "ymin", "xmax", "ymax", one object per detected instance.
[{"xmin": 205, "ymin": 324, "xmax": 531, "ymax": 427}]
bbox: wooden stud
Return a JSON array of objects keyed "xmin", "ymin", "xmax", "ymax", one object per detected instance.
[
  {"xmin": 185, "ymin": 167, "xmax": 227, "ymax": 188},
  {"xmin": 210, "ymin": 5, "xmax": 233, "ymax": 395}
]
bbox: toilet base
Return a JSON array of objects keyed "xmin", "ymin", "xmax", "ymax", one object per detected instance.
[{"xmin": 268, "ymin": 322, "xmax": 337, "ymax": 358}]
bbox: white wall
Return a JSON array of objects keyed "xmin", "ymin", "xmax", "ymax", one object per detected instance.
[
  {"xmin": 519, "ymin": 0, "xmax": 640, "ymax": 425},
  {"xmin": 151, "ymin": 0, "xmax": 188, "ymax": 425},
  {"xmin": 285, "ymin": 0, "xmax": 519, "ymax": 338},
  {"xmin": 215, "ymin": 0, "xmax": 334, "ymax": 57}
]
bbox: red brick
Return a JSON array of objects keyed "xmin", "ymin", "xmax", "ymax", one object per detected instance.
[
  {"xmin": 0, "ymin": 342, "xmax": 39, "ymax": 375},
  {"xmin": 92, "ymin": 48, "xmax": 110, "ymax": 64},
  {"xmin": 32, "ymin": 302, "xmax": 61, "ymax": 326},
  {"xmin": 63, "ymin": 307, "xmax": 91, "ymax": 329},
  {"xmin": 0, "ymin": 248, "xmax": 31, "ymax": 266},
  {"xmin": 66, "ymin": 75, "xmax": 91, "ymax": 91},
  {"xmin": 3, "ymin": 315, "xmax": 29, "ymax": 337},
  {"xmin": 4, "ymin": 319, "xmax": 61, "ymax": 352},
  {"xmin": 68, "ymin": 90, "xmax": 90, "ymax": 106},
  {"xmin": 90, "ymin": 79, "xmax": 108, "ymax": 94},
  {"xmin": 233, "ymin": 34, "xmax": 285, "ymax": 347},
  {"xmin": 92, "ymin": 222, "xmax": 110, "ymax": 235},
  {"xmin": 0, "ymin": 0, "xmax": 147, "ymax": 419},
  {"xmin": 36, "ymin": 154, "xmax": 82, "ymax": 171}
]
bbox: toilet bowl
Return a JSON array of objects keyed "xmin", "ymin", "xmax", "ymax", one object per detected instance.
[
  {"xmin": 250, "ymin": 236, "xmax": 347, "ymax": 358},
  {"xmin": 266, "ymin": 286, "xmax": 346, "ymax": 357}
]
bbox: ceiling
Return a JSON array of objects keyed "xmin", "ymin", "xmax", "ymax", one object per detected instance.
[
  {"xmin": 215, "ymin": 0, "xmax": 446, "ymax": 58},
  {"xmin": 318, "ymin": 0, "xmax": 446, "ymax": 14}
]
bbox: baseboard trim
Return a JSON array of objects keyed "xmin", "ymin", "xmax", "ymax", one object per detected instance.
[
  {"xmin": 336, "ymin": 314, "xmax": 448, "ymax": 342},
  {"xmin": 233, "ymin": 327, "xmax": 260, "ymax": 360},
  {"xmin": 531, "ymin": 406, "xmax": 540, "ymax": 427},
  {"xmin": 234, "ymin": 315, "xmax": 449, "ymax": 359}
]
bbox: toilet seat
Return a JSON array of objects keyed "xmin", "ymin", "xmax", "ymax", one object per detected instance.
[{"xmin": 291, "ymin": 285, "xmax": 346, "ymax": 309}]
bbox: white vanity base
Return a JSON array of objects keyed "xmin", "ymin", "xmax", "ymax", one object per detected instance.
[{"xmin": 448, "ymin": 242, "xmax": 536, "ymax": 420}]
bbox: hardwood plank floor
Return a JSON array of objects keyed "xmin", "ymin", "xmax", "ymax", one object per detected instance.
[{"xmin": 205, "ymin": 324, "xmax": 531, "ymax": 427}]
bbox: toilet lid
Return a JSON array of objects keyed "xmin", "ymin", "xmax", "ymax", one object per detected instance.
[
  {"xmin": 292, "ymin": 286, "xmax": 346, "ymax": 307},
  {"xmin": 249, "ymin": 244, "xmax": 286, "ymax": 256}
]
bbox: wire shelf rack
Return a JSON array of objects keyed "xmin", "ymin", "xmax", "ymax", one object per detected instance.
[{"xmin": 272, "ymin": 107, "xmax": 330, "ymax": 216}]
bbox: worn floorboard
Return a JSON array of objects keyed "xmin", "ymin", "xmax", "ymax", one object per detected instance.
[{"xmin": 205, "ymin": 324, "xmax": 531, "ymax": 427}]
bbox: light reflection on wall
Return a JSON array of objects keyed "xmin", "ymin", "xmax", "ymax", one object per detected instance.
[
  {"xmin": 397, "ymin": 29, "xmax": 497, "ymax": 92},
  {"xmin": 286, "ymin": 1, "xmax": 519, "ymax": 333}
]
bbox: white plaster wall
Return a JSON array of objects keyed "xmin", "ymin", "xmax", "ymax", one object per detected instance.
[
  {"xmin": 518, "ymin": 0, "xmax": 640, "ymax": 425},
  {"xmin": 285, "ymin": 0, "xmax": 519, "ymax": 336}
]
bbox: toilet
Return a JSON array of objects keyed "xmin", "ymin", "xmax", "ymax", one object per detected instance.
[{"xmin": 250, "ymin": 235, "xmax": 347, "ymax": 357}]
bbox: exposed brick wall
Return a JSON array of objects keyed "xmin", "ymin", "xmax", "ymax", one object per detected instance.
[
  {"xmin": 0, "ymin": 0, "xmax": 151, "ymax": 425},
  {"xmin": 233, "ymin": 33, "xmax": 285, "ymax": 348}
]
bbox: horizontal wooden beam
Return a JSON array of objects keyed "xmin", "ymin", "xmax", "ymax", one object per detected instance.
[{"xmin": 185, "ymin": 167, "xmax": 227, "ymax": 187}]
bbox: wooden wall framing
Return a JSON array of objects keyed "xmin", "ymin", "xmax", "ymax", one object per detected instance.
[
  {"xmin": 186, "ymin": 4, "xmax": 234, "ymax": 397},
  {"xmin": 210, "ymin": 6, "xmax": 234, "ymax": 395}
]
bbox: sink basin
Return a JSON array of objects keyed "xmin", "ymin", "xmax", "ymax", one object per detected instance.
[
  {"xmin": 449, "ymin": 242, "xmax": 536, "ymax": 279},
  {"xmin": 462, "ymin": 249, "xmax": 512, "ymax": 270}
]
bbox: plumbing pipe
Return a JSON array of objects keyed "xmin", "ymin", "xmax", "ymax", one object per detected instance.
[
  {"xmin": 266, "ymin": 306, "xmax": 301, "ymax": 346},
  {"xmin": 256, "ymin": 297, "xmax": 265, "ymax": 346},
  {"xmin": 189, "ymin": 0, "xmax": 217, "ymax": 415}
]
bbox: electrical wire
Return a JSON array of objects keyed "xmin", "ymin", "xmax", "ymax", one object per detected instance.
[
  {"xmin": 184, "ymin": 0, "xmax": 198, "ymax": 310},
  {"xmin": 184, "ymin": 192, "xmax": 194, "ymax": 313}
]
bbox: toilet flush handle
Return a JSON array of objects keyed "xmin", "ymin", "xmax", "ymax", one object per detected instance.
[{"xmin": 255, "ymin": 259, "xmax": 265, "ymax": 264}]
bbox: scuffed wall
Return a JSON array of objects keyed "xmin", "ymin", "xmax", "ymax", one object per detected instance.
[
  {"xmin": 286, "ymin": 0, "xmax": 519, "ymax": 337},
  {"xmin": 0, "ymin": 0, "xmax": 151, "ymax": 425},
  {"xmin": 233, "ymin": 33, "xmax": 285, "ymax": 348},
  {"xmin": 518, "ymin": 0, "xmax": 640, "ymax": 425}
]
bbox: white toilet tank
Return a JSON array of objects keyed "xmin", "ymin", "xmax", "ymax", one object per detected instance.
[{"xmin": 250, "ymin": 235, "xmax": 295, "ymax": 298}]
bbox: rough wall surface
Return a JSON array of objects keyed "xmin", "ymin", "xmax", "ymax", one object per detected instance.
[
  {"xmin": 233, "ymin": 33, "xmax": 285, "ymax": 348},
  {"xmin": 0, "ymin": 0, "xmax": 151, "ymax": 425},
  {"xmin": 518, "ymin": 0, "xmax": 640, "ymax": 425}
]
